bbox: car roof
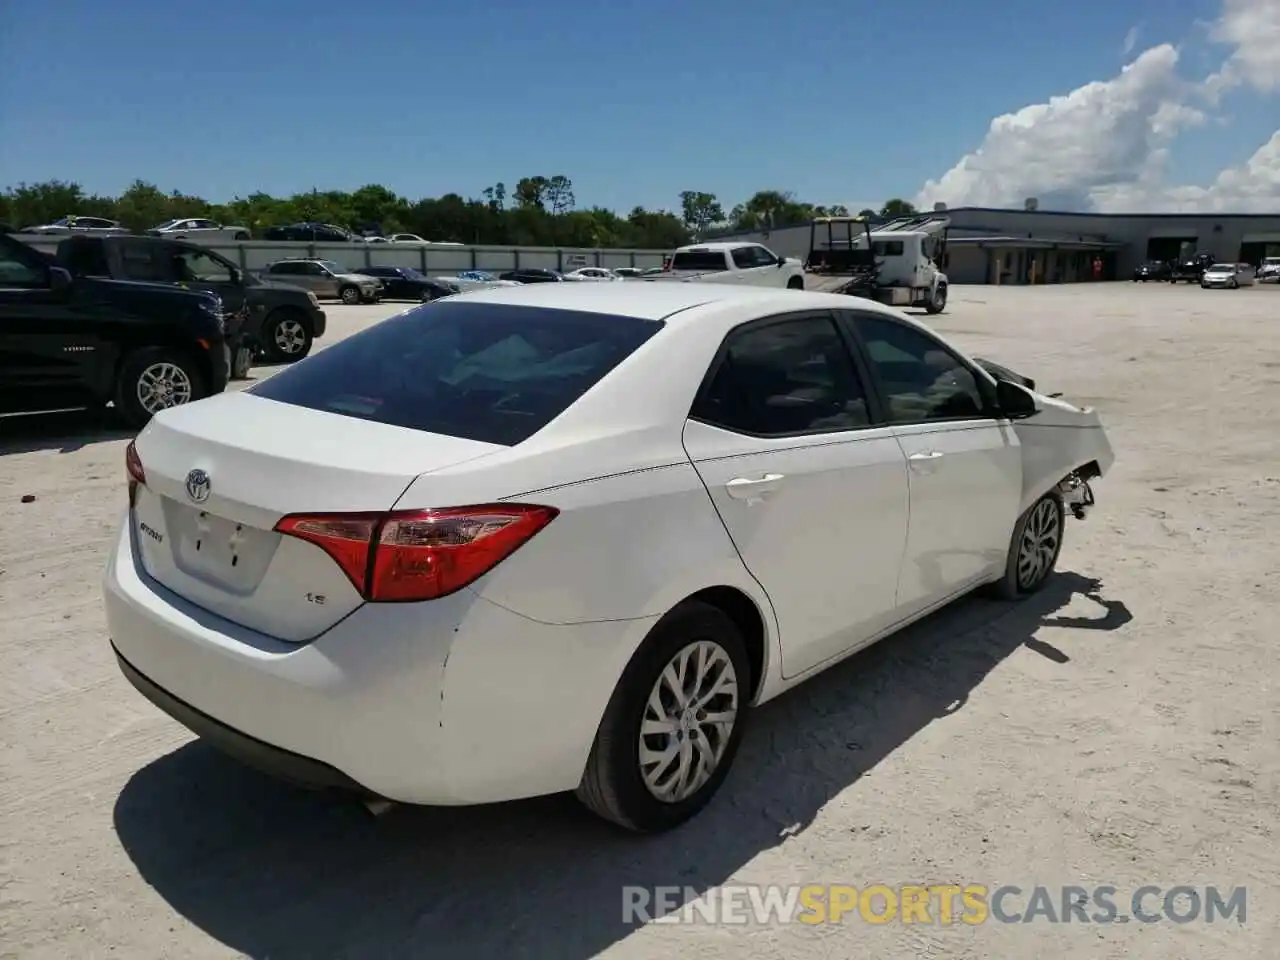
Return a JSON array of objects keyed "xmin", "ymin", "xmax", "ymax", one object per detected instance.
[{"xmin": 452, "ymin": 279, "xmax": 915, "ymax": 325}]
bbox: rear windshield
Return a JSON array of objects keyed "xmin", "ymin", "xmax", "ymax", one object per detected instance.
[
  {"xmin": 671, "ymin": 250, "xmax": 728, "ymax": 272},
  {"xmin": 248, "ymin": 301, "xmax": 664, "ymax": 445}
]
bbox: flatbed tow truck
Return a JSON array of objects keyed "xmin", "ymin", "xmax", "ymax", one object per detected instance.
[{"xmin": 804, "ymin": 214, "xmax": 950, "ymax": 314}]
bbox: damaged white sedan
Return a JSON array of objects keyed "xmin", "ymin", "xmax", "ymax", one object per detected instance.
[{"xmin": 103, "ymin": 283, "xmax": 1113, "ymax": 834}]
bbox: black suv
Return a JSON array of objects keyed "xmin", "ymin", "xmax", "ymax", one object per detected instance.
[
  {"xmin": 55, "ymin": 235, "xmax": 328, "ymax": 365},
  {"xmin": 0, "ymin": 234, "xmax": 230, "ymax": 428},
  {"xmin": 1132, "ymin": 260, "xmax": 1171, "ymax": 281}
]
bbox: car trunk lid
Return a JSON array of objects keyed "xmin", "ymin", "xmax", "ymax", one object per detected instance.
[{"xmin": 129, "ymin": 391, "xmax": 502, "ymax": 641}]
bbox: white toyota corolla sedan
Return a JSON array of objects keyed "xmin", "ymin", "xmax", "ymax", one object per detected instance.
[{"xmin": 103, "ymin": 283, "xmax": 1114, "ymax": 832}]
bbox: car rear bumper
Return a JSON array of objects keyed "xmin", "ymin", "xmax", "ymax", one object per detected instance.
[
  {"xmin": 102, "ymin": 516, "xmax": 654, "ymax": 805},
  {"xmin": 310, "ymin": 308, "xmax": 326, "ymax": 338}
]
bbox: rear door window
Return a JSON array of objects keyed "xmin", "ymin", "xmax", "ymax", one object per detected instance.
[
  {"xmin": 672, "ymin": 249, "xmax": 729, "ymax": 272},
  {"xmin": 249, "ymin": 301, "xmax": 665, "ymax": 445}
]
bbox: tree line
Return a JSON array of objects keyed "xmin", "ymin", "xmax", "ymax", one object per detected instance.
[{"xmin": 0, "ymin": 177, "xmax": 921, "ymax": 249}]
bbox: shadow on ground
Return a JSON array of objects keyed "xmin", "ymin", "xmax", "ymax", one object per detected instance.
[
  {"xmin": 113, "ymin": 571, "xmax": 1131, "ymax": 960},
  {"xmin": 0, "ymin": 409, "xmax": 134, "ymax": 455}
]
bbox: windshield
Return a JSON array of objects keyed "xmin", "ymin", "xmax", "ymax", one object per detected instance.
[
  {"xmin": 153, "ymin": 220, "xmax": 181, "ymax": 230},
  {"xmin": 1263, "ymin": 258, "xmax": 1280, "ymax": 265},
  {"xmin": 400, "ymin": 268, "xmax": 426, "ymax": 279},
  {"xmin": 248, "ymin": 301, "xmax": 664, "ymax": 446},
  {"xmin": 1208, "ymin": 264, "xmax": 1235, "ymax": 271},
  {"xmin": 316, "ymin": 260, "xmax": 346, "ymax": 274},
  {"xmin": 461, "ymin": 271, "xmax": 495, "ymax": 280}
]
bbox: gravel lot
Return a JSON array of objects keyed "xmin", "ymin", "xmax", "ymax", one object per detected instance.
[{"xmin": 2, "ymin": 283, "xmax": 1277, "ymax": 959}]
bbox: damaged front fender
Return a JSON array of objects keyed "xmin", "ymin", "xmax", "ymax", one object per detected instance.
[{"xmin": 1012, "ymin": 391, "xmax": 1115, "ymax": 515}]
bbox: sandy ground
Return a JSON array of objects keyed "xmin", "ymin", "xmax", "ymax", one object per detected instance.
[{"xmin": 1, "ymin": 282, "xmax": 1278, "ymax": 959}]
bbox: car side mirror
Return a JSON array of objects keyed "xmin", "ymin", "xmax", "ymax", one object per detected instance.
[
  {"xmin": 996, "ymin": 378, "xmax": 1039, "ymax": 419},
  {"xmin": 776, "ymin": 257, "xmax": 786, "ymax": 267},
  {"xmin": 49, "ymin": 266, "xmax": 72, "ymax": 295},
  {"xmin": 229, "ymin": 267, "xmax": 242, "ymax": 285}
]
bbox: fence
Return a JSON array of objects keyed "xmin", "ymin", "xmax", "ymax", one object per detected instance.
[{"xmin": 13, "ymin": 235, "xmax": 670, "ymax": 276}]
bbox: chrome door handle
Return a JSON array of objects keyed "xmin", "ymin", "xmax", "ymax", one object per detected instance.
[{"xmin": 725, "ymin": 473, "xmax": 785, "ymax": 501}]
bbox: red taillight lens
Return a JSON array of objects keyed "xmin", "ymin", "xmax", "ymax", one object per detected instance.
[
  {"xmin": 125, "ymin": 440, "xmax": 146, "ymax": 506},
  {"xmin": 274, "ymin": 504, "xmax": 557, "ymax": 602}
]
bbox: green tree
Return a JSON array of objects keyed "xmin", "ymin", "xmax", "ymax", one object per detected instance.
[
  {"xmin": 678, "ymin": 191, "xmax": 724, "ymax": 238},
  {"xmin": 879, "ymin": 198, "xmax": 917, "ymax": 218}
]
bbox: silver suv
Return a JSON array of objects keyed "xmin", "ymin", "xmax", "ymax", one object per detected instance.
[{"xmin": 260, "ymin": 259, "xmax": 382, "ymax": 304}]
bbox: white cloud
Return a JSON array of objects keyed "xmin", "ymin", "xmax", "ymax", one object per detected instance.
[
  {"xmin": 1122, "ymin": 25, "xmax": 1140, "ymax": 57},
  {"xmin": 1204, "ymin": 0, "xmax": 1280, "ymax": 96},
  {"xmin": 914, "ymin": 0, "xmax": 1280, "ymax": 214},
  {"xmin": 913, "ymin": 45, "xmax": 1202, "ymax": 211}
]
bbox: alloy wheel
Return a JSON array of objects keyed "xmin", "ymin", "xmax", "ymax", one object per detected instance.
[
  {"xmin": 638, "ymin": 640, "xmax": 740, "ymax": 803},
  {"xmin": 136, "ymin": 362, "xmax": 193, "ymax": 414},
  {"xmin": 1016, "ymin": 498, "xmax": 1061, "ymax": 590},
  {"xmin": 273, "ymin": 318, "xmax": 308, "ymax": 355}
]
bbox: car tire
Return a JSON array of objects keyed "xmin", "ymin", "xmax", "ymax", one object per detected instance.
[
  {"xmin": 339, "ymin": 285, "xmax": 362, "ymax": 305},
  {"xmin": 113, "ymin": 347, "xmax": 207, "ymax": 430},
  {"xmin": 987, "ymin": 493, "xmax": 1065, "ymax": 600},
  {"xmin": 924, "ymin": 283, "xmax": 947, "ymax": 314},
  {"xmin": 260, "ymin": 308, "xmax": 314, "ymax": 364},
  {"xmin": 576, "ymin": 601, "xmax": 751, "ymax": 833},
  {"xmin": 234, "ymin": 231, "xmax": 250, "ymax": 241},
  {"xmin": 786, "ymin": 276, "xmax": 805, "ymax": 290}
]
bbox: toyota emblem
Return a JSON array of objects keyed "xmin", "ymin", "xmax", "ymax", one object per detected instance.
[{"xmin": 185, "ymin": 469, "xmax": 211, "ymax": 503}]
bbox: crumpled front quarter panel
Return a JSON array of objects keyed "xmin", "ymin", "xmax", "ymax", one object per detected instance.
[{"xmin": 1013, "ymin": 396, "xmax": 1115, "ymax": 511}]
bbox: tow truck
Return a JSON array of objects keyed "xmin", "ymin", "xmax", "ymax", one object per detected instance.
[{"xmin": 804, "ymin": 214, "xmax": 950, "ymax": 314}]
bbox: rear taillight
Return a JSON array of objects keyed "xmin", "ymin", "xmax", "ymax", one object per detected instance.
[
  {"xmin": 274, "ymin": 504, "xmax": 558, "ymax": 602},
  {"xmin": 125, "ymin": 440, "xmax": 146, "ymax": 506}
]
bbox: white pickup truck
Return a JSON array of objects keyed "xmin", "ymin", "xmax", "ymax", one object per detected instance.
[{"xmin": 644, "ymin": 241, "xmax": 807, "ymax": 289}]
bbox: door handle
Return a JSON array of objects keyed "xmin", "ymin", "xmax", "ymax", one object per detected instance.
[
  {"xmin": 907, "ymin": 450, "xmax": 944, "ymax": 471},
  {"xmin": 725, "ymin": 473, "xmax": 785, "ymax": 501}
]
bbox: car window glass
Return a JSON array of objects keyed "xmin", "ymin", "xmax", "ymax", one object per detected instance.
[
  {"xmin": 753, "ymin": 246, "xmax": 776, "ymax": 265},
  {"xmin": 117, "ymin": 242, "xmax": 173, "ymax": 282},
  {"xmin": 249, "ymin": 301, "xmax": 664, "ymax": 446},
  {"xmin": 730, "ymin": 247, "xmax": 755, "ymax": 268},
  {"xmin": 173, "ymin": 249, "xmax": 232, "ymax": 282},
  {"xmin": 692, "ymin": 315, "xmax": 870, "ymax": 436},
  {"xmin": 0, "ymin": 251, "xmax": 45, "ymax": 287},
  {"xmin": 856, "ymin": 315, "xmax": 988, "ymax": 423}
]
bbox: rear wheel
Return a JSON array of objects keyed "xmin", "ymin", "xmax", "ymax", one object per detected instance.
[
  {"xmin": 260, "ymin": 309, "xmax": 313, "ymax": 364},
  {"xmin": 576, "ymin": 602, "xmax": 750, "ymax": 832},
  {"xmin": 339, "ymin": 285, "xmax": 361, "ymax": 305},
  {"xmin": 113, "ymin": 347, "xmax": 207, "ymax": 429}
]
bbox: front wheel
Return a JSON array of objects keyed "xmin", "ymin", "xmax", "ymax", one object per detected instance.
[
  {"xmin": 113, "ymin": 347, "xmax": 207, "ymax": 429},
  {"xmin": 339, "ymin": 285, "xmax": 362, "ymax": 305},
  {"xmin": 260, "ymin": 309, "xmax": 313, "ymax": 364},
  {"xmin": 924, "ymin": 283, "xmax": 947, "ymax": 314},
  {"xmin": 234, "ymin": 231, "xmax": 250, "ymax": 241},
  {"xmin": 576, "ymin": 602, "xmax": 750, "ymax": 832},
  {"xmin": 988, "ymin": 493, "xmax": 1065, "ymax": 600}
]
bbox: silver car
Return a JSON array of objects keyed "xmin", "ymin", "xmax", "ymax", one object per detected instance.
[
  {"xmin": 260, "ymin": 259, "xmax": 382, "ymax": 304},
  {"xmin": 1200, "ymin": 263, "xmax": 1256, "ymax": 289},
  {"xmin": 28, "ymin": 215, "xmax": 130, "ymax": 236},
  {"xmin": 148, "ymin": 218, "xmax": 251, "ymax": 242},
  {"xmin": 1256, "ymin": 257, "xmax": 1280, "ymax": 282}
]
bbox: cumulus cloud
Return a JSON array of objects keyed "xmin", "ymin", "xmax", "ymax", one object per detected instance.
[
  {"xmin": 1205, "ymin": 0, "xmax": 1280, "ymax": 96},
  {"xmin": 913, "ymin": 0, "xmax": 1280, "ymax": 213}
]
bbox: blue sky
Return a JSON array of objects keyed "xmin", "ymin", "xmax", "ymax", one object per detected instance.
[{"xmin": 1, "ymin": 0, "xmax": 1276, "ymax": 214}]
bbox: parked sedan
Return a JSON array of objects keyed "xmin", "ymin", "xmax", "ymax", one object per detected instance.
[
  {"xmin": 27, "ymin": 215, "xmax": 130, "ymax": 236},
  {"xmin": 1200, "ymin": 263, "xmax": 1255, "ymax": 288},
  {"xmin": 434, "ymin": 270, "xmax": 521, "ymax": 292},
  {"xmin": 1255, "ymin": 257, "xmax": 1280, "ymax": 282},
  {"xmin": 564, "ymin": 267, "xmax": 623, "ymax": 281},
  {"xmin": 499, "ymin": 268, "xmax": 564, "ymax": 283},
  {"xmin": 1131, "ymin": 260, "xmax": 1170, "ymax": 282},
  {"xmin": 148, "ymin": 218, "xmax": 251, "ymax": 241},
  {"xmin": 103, "ymin": 283, "xmax": 1113, "ymax": 833},
  {"xmin": 357, "ymin": 266, "xmax": 459, "ymax": 300}
]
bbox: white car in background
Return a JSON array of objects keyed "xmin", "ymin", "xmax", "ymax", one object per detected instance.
[
  {"xmin": 1255, "ymin": 257, "xmax": 1280, "ymax": 282},
  {"xmin": 148, "ymin": 218, "xmax": 252, "ymax": 242},
  {"xmin": 1200, "ymin": 262, "xmax": 1255, "ymax": 288},
  {"xmin": 648, "ymin": 242, "xmax": 807, "ymax": 289},
  {"xmin": 432, "ymin": 270, "xmax": 520, "ymax": 292},
  {"xmin": 564, "ymin": 267, "xmax": 623, "ymax": 281},
  {"xmin": 387, "ymin": 234, "xmax": 426, "ymax": 243},
  {"xmin": 103, "ymin": 283, "xmax": 1113, "ymax": 833}
]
